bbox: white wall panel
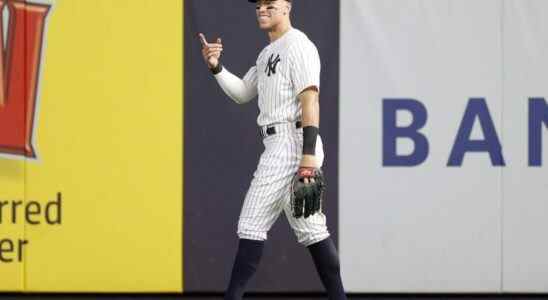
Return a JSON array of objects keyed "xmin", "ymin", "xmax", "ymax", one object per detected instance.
[
  {"xmin": 502, "ymin": 0, "xmax": 548, "ymax": 292},
  {"xmin": 340, "ymin": 0, "xmax": 503, "ymax": 292}
]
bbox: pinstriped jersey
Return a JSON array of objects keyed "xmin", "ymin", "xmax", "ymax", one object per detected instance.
[{"xmin": 242, "ymin": 28, "xmax": 321, "ymax": 127}]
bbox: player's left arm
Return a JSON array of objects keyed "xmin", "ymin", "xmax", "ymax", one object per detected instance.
[
  {"xmin": 299, "ymin": 88, "xmax": 320, "ymax": 168},
  {"xmin": 289, "ymin": 40, "xmax": 322, "ymax": 169},
  {"xmin": 290, "ymin": 41, "xmax": 324, "ymax": 204}
]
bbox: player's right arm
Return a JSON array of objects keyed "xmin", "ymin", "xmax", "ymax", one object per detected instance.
[{"xmin": 198, "ymin": 33, "xmax": 257, "ymax": 104}]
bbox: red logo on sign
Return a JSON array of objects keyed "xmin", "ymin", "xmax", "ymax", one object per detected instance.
[{"xmin": 0, "ymin": 0, "xmax": 50, "ymax": 159}]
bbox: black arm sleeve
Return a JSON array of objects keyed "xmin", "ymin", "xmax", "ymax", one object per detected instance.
[{"xmin": 303, "ymin": 126, "xmax": 319, "ymax": 155}]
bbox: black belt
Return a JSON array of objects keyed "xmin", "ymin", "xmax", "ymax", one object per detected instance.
[{"xmin": 260, "ymin": 121, "xmax": 302, "ymax": 138}]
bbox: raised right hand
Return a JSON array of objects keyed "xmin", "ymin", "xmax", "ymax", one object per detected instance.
[{"xmin": 198, "ymin": 33, "xmax": 223, "ymax": 69}]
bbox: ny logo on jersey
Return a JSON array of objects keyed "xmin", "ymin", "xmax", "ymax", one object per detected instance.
[
  {"xmin": 0, "ymin": 0, "xmax": 51, "ymax": 159},
  {"xmin": 265, "ymin": 53, "xmax": 281, "ymax": 77}
]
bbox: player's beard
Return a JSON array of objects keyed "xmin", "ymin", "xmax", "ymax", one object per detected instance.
[
  {"xmin": 257, "ymin": 9, "xmax": 286, "ymax": 31},
  {"xmin": 258, "ymin": 17, "xmax": 284, "ymax": 31}
]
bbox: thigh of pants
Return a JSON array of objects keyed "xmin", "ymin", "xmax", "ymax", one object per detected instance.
[{"xmin": 237, "ymin": 133, "xmax": 328, "ymax": 245}]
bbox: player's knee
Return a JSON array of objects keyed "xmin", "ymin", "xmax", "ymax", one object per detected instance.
[
  {"xmin": 298, "ymin": 231, "xmax": 330, "ymax": 247},
  {"xmin": 237, "ymin": 231, "xmax": 267, "ymax": 242},
  {"xmin": 237, "ymin": 223, "xmax": 268, "ymax": 242}
]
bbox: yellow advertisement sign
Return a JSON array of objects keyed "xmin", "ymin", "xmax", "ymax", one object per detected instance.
[{"xmin": 0, "ymin": 0, "xmax": 183, "ymax": 292}]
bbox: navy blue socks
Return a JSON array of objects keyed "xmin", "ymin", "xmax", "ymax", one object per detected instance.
[
  {"xmin": 307, "ymin": 237, "xmax": 348, "ymax": 300},
  {"xmin": 224, "ymin": 239, "xmax": 264, "ymax": 300},
  {"xmin": 224, "ymin": 237, "xmax": 346, "ymax": 300}
]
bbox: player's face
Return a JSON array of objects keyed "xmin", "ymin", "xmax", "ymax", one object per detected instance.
[{"xmin": 255, "ymin": 0, "xmax": 290, "ymax": 30}]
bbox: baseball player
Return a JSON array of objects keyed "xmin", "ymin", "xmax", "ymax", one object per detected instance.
[{"xmin": 198, "ymin": 1, "xmax": 347, "ymax": 299}]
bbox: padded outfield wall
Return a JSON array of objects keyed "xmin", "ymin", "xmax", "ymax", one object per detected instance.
[{"xmin": 0, "ymin": 0, "xmax": 547, "ymax": 294}]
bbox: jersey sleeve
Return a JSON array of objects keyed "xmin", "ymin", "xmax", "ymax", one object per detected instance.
[
  {"xmin": 288, "ymin": 40, "xmax": 321, "ymax": 96},
  {"xmin": 242, "ymin": 66, "xmax": 258, "ymax": 92}
]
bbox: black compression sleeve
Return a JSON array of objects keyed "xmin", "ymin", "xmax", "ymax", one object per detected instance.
[{"xmin": 303, "ymin": 126, "xmax": 319, "ymax": 155}]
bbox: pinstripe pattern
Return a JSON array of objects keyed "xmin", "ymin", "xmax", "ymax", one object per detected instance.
[
  {"xmin": 244, "ymin": 28, "xmax": 321, "ymax": 127},
  {"xmin": 238, "ymin": 128, "xmax": 329, "ymax": 246},
  {"xmin": 237, "ymin": 28, "xmax": 328, "ymax": 246}
]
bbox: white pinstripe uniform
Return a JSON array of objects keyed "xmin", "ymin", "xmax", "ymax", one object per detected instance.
[{"xmin": 237, "ymin": 28, "xmax": 330, "ymax": 246}]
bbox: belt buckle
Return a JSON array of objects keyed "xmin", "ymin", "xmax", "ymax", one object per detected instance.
[
  {"xmin": 261, "ymin": 123, "xmax": 298, "ymax": 138},
  {"xmin": 259, "ymin": 126, "xmax": 274, "ymax": 138},
  {"xmin": 266, "ymin": 126, "xmax": 276, "ymax": 136}
]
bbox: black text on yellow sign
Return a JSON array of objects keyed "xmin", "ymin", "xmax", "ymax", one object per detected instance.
[{"xmin": 0, "ymin": 193, "xmax": 62, "ymax": 263}]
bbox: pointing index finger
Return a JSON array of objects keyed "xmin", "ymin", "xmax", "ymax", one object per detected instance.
[{"xmin": 198, "ymin": 33, "xmax": 208, "ymax": 46}]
